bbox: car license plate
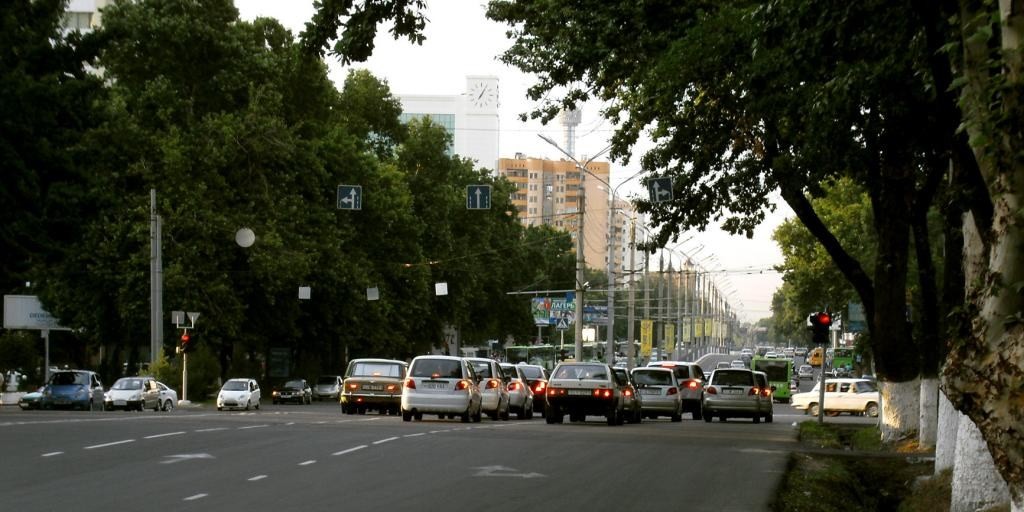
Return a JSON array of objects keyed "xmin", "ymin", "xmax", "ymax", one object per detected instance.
[
  {"xmin": 568, "ymin": 389, "xmax": 591, "ymax": 396},
  {"xmin": 423, "ymin": 382, "xmax": 448, "ymax": 390},
  {"xmin": 362, "ymin": 384, "xmax": 384, "ymax": 391},
  {"xmin": 724, "ymin": 389, "xmax": 743, "ymax": 395},
  {"xmin": 115, "ymin": 400, "xmax": 127, "ymax": 406},
  {"xmin": 641, "ymin": 389, "xmax": 661, "ymax": 395}
]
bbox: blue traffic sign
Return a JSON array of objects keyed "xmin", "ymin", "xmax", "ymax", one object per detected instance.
[
  {"xmin": 337, "ymin": 185, "xmax": 362, "ymax": 210},
  {"xmin": 466, "ymin": 185, "xmax": 491, "ymax": 210},
  {"xmin": 646, "ymin": 177, "xmax": 673, "ymax": 203}
]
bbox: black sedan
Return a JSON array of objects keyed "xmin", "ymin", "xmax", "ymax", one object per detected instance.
[{"xmin": 272, "ymin": 379, "xmax": 312, "ymax": 405}]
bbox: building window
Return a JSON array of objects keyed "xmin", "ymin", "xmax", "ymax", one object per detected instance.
[{"xmin": 63, "ymin": 12, "xmax": 92, "ymax": 31}]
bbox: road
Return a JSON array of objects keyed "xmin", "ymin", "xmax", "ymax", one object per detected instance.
[{"xmin": 0, "ymin": 395, "xmax": 875, "ymax": 512}]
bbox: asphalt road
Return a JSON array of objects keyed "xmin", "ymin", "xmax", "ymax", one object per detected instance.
[{"xmin": 0, "ymin": 395, "xmax": 870, "ymax": 512}]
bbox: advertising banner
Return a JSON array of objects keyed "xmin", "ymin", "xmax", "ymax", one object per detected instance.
[{"xmin": 640, "ymin": 319, "xmax": 653, "ymax": 356}]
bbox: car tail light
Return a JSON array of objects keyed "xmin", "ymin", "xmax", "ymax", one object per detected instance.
[
  {"xmin": 547, "ymin": 387, "xmax": 565, "ymax": 396},
  {"xmin": 386, "ymin": 384, "xmax": 399, "ymax": 392},
  {"xmin": 761, "ymin": 388, "xmax": 771, "ymax": 397},
  {"xmin": 404, "ymin": 378, "xmax": 416, "ymax": 390},
  {"xmin": 684, "ymin": 379, "xmax": 700, "ymax": 390},
  {"xmin": 485, "ymin": 379, "xmax": 500, "ymax": 390},
  {"xmin": 456, "ymin": 380, "xmax": 471, "ymax": 391},
  {"xmin": 592, "ymin": 389, "xmax": 612, "ymax": 399},
  {"xmin": 667, "ymin": 387, "xmax": 678, "ymax": 395},
  {"xmin": 749, "ymin": 387, "xmax": 759, "ymax": 396},
  {"xmin": 533, "ymin": 382, "xmax": 547, "ymax": 393},
  {"xmin": 623, "ymin": 388, "xmax": 633, "ymax": 397},
  {"xmin": 508, "ymin": 382, "xmax": 521, "ymax": 391},
  {"xmin": 706, "ymin": 386, "xmax": 717, "ymax": 395}
]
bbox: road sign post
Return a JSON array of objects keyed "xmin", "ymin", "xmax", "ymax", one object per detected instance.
[{"xmin": 646, "ymin": 177, "xmax": 674, "ymax": 203}]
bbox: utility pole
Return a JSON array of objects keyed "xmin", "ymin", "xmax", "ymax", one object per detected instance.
[
  {"xmin": 627, "ymin": 218, "xmax": 636, "ymax": 369},
  {"xmin": 150, "ymin": 189, "xmax": 163, "ymax": 366}
]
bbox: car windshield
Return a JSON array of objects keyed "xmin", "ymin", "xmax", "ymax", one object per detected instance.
[
  {"xmin": 349, "ymin": 362, "xmax": 403, "ymax": 378},
  {"xmin": 410, "ymin": 359, "xmax": 462, "ymax": 379},
  {"xmin": 518, "ymin": 366, "xmax": 544, "ymax": 379},
  {"xmin": 222, "ymin": 381, "xmax": 249, "ymax": 391},
  {"xmin": 633, "ymin": 370, "xmax": 672, "ymax": 386},
  {"xmin": 283, "ymin": 380, "xmax": 304, "ymax": 389},
  {"xmin": 50, "ymin": 372, "xmax": 88, "ymax": 386},
  {"xmin": 552, "ymin": 364, "xmax": 607, "ymax": 380},
  {"xmin": 712, "ymin": 370, "xmax": 754, "ymax": 386},
  {"xmin": 112, "ymin": 378, "xmax": 143, "ymax": 390}
]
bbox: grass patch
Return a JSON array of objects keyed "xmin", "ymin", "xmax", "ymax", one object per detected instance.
[{"xmin": 773, "ymin": 422, "xmax": 935, "ymax": 511}]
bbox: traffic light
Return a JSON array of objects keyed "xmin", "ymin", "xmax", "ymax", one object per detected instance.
[
  {"xmin": 180, "ymin": 331, "xmax": 196, "ymax": 353},
  {"xmin": 807, "ymin": 311, "xmax": 832, "ymax": 345}
]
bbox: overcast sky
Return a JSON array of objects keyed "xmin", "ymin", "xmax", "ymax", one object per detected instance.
[{"xmin": 233, "ymin": 0, "xmax": 790, "ymax": 323}]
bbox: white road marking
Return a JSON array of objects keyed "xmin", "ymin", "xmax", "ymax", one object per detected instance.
[
  {"xmin": 429, "ymin": 430, "xmax": 450, "ymax": 434},
  {"xmin": 183, "ymin": 494, "xmax": 208, "ymax": 501},
  {"xmin": 84, "ymin": 439, "xmax": 135, "ymax": 450},
  {"xmin": 248, "ymin": 475, "xmax": 267, "ymax": 481},
  {"xmin": 403, "ymin": 433, "xmax": 426, "ymax": 438},
  {"xmin": 238, "ymin": 424, "xmax": 268, "ymax": 430},
  {"xmin": 195, "ymin": 427, "xmax": 228, "ymax": 432},
  {"xmin": 144, "ymin": 431, "xmax": 185, "ymax": 439},
  {"xmin": 41, "ymin": 452, "xmax": 63, "ymax": 457},
  {"xmin": 299, "ymin": 460, "xmax": 316, "ymax": 466},
  {"xmin": 332, "ymin": 445, "xmax": 367, "ymax": 456},
  {"xmin": 372, "ymin": 437, "xmax": 399, "ymax": 445}
]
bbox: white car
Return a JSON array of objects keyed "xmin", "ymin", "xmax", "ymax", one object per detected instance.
[
  {"xmin": 401, "ymin": 355, "xmax": 482, "ymax": 422},
  {"xmin": 791, "ymin": 378, "xmax": 879, "ymax": 417},
  {"xmin": 500, "ymin": 363, "xmax": 535, "ymax": 419},
  {"xmin": 104, "ymin": 377, "xmax": 161, "ymax": 411},
  {"xmin": 217, "ymin": 378, "xmax": 261, "ymax": 411},
  {"xmin": 154, "ymin": 381, "xmax": 178, "ymax": 411},
  {"xmin": 466, "ymin": 357, "xmax": 510, "ymax": 420}
]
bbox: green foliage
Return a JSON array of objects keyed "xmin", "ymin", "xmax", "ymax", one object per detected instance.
[{"xmin": 0, "ymin": 331, "xmax": 43, "ymax": 388}]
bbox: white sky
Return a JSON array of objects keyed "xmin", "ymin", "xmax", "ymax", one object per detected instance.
[{"xmin": 234, "ymin": 0, "xmax": 791, "ymax": 322}]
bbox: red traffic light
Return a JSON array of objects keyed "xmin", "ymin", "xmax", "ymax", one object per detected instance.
[
  {"xmin": 181, "ymin": 332, "xmax": 190, "ymax": 343},
  {"xmin": 813, "ymin": 312, "xmax": 832, "ymax": 327}
]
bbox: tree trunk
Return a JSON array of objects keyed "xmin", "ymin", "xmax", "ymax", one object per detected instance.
[
  {"xmin": 918, "ymin": 377, "xmax": 939, "ymax": 449},
  {"xmin": 951, "ymin": 411, "xmax": 1011, "ymax": 511},
  {"xmin": 879, "ymin": 379, "xmax": 921, "ymax": 443},
  {"xmin": 935, "ymin": 390, "xmax": 958, "ymax": 473}
]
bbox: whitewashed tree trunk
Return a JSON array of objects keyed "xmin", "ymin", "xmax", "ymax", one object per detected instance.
[
  {"xmin": 951, "ymin": 413, "xmax": 1010, "ymax": 511},
  {"xmin": 878, "ymin": 379, "xmax": 920, "ymax": 443},
  {"xmin": 918, "ymin": 377, "xmax": 938, "ymax": 449},
  {"xmin": 935, "ymin": 390, "xmax": 958, "ymax": 473}
]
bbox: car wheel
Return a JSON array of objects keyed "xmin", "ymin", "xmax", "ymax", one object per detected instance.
[
  {"xmin": 606, "ymin": 408, "xmax": 618, "ymax": 426},
  {"xmin": 461, "ymin": 408, "xmax": 471, "ymax": 423},
  {"xmin": 501, "ymin": 405, "xmax": 510, "ymax": 421},
  {"xmin": 671, "ymin": 407, "xmax": 683, "ymax": 422},
  {"xmin": 245, "ymin": 400, "xmax": 251, "ymax": 411},
  {"xmin": 402, "ymin": 409, "xmax": 412, "ymax": 422},
  {"xmin": 808, "ymin": 403, "xmax": 820, "ymax": 416},
  {"xmin": 217, "ymin": 407, "xmax": 223, "ymax": 411},
  {"xmin": 525, "ymin": 403, "xmax": 534, "ymax": 420},
  {"xmin": 414, "ymin": 411, "xmax": 423, "ymax": 421},
  {"xmin": 766, "ymin": 411, "xmax": 773, "ymax": 423},
  {"xmin": 865, "ymin": 402, "xmax": 879, "ymax": 417},
  {"xmin": 473, "ymin": 406, "xmax": 483, "ymax": 423},
  {"xmin": 753, "ymin": 413, "xmax": 761, "ymax": 424},
  {"xmin": 703, "ymin": 409, "xmax": 713, "ymax": 423},
  {"xmin": 163, "ymin": 399, "xmax": 174, "ymax": 412}
]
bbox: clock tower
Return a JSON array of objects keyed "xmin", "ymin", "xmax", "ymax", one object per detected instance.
[{"xmin": 462, "ymin": 75, "xmax": 500, "ymax": 172}]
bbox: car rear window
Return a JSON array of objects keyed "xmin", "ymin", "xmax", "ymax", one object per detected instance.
[
  {"xmin": 712, "ymin": 370, "xmax": 754, "ymax": 386},
  {"xmin": 50, "ymin": 372, "xmax": 89, "ymax": 386},
  {"xmin": 349, "ymin": 362, "xmax": 404, "ymax": 378},
  {"xmin": 410, "ymin": 359, "xmax": 463, "ymax": 379},
  {"xmin": 518, "ymin": 366, "xmax": 544, "ymax": 379},
  {"xmin": 317, "ymin": 376, "xmax": 339, "ymax": 385},
  {"xmin": 112, "ymin": 378, "xmax": 143, "ymax": 390},
  {"xmin": 470, "ymin": 362, "xmax": 497, "ymax": 378},
  {"xmin": 633, "ymin": 370, "xmax": 672, "ymax": 386},
  {"xmin": 552, "ymin": 364, "xmax": 607, "ymax": 380}
]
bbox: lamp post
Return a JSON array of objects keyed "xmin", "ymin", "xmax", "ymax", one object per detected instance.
[
  {"xmin": 601, "ymin": 168, "xmax": 647, "ymax": 364},
  {"xmin": 538, "ymin": 134, "xmax": 612, "ymax": 361}
]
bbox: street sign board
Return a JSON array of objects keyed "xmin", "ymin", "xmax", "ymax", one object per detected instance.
[
  {"xmin": 3, "ymin": 295, "xmax": 69, "ymax": 330},
  {"xmin": 337, "ymin": 185, "xmax": 362, "ymax": 210},
  {"xmin": 646, "ymin": 177, "xmax": 673, "ymax": 203},
  {"xmin": 466, "ymin": 185, "xmax": 491, "ymax": 210},
  {"xmin": 555, "ymin": 317, "xmax": 570, "ymax": 330}
]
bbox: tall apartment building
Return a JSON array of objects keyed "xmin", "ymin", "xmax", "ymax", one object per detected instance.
[
  {"xmin": 496, "ymin": 155, "xmax": 638, "ymax": 279},
  {"xmin": 63, "ymin": 0, "xmax": 109, "ymax": 33}
]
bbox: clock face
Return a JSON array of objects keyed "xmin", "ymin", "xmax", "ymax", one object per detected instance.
[{"xmin": 469, "ymin": 81, "xmax": 498, "ymax": 109}]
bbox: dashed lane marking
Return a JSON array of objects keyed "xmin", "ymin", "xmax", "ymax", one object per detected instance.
[
  {"xmin": 248, "ymin": 475, "xmax": 267, "ymax": 481},
  {"xmin": 84, "ymin": 439, "xmax": 135, "ymax": 450},
  {"xmin": 183, "ymin": 494, "xmax": 207, "ymax": 501},
  {"xmin": 299, "ymin": 460, "xmax": 316, "ymax": 466},
  {"xmin": 372, "ymin": 437, "xmax": 399, "ymax": 445},
  {"xmin": 42, "ymin": 452, "xmax": 63, "ymax": 457},
  {"xmin": 238, "ymin": 425, "xmax": 268, "ymax": 430},
  {"xmin": 332, "ymin": 445, "xmax": 367, "ymax": 456},
  {"xmin": 144, "ymin": 431, "xmax": 185, "ymax": 439}
]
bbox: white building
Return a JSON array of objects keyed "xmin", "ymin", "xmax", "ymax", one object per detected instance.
[{"xmin": 397, "ymin": 75, "xmax": 500, "ymax": 172}]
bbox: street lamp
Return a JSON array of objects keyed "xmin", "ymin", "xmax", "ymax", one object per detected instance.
[
  {"xmin": 538, "ymin": 134, "xmax": 612, "ymax": 362},
  {"xmin": 599, "ymin": 167, "xmax": 647, "ymax": 365}
]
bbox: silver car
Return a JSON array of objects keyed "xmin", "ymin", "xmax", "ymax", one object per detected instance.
[
  {"xmin": 631, "ymin": 367, "xmax": 682, "ymax": 422},
  {"xmin": 701, "ymin": 369, "xmax": 762, "ymax": 423},
  {"xmin": 401, "ymin": 356, "xmax": 482, "ymax": 422},
  {"xmin": 104, "ymin": 377, "xmax": 160, "ymax": 411},
  {"xmin": 500, "ymin": 363, "xmax": 535, "ymax": 419},
  {"xmin": 466, "ymin": 357, "xmax": 510, "ymax": 421},
  {"xmin": 753, "ymin": 371, "xmax": 774, "ymax": 423},
  {"xmin": 313, "ymin": 375, "xmax": 343, "ymax": 401}
]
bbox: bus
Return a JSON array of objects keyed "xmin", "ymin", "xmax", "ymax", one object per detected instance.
[
  {"xmin": 505, "ymin": 344, "xmax": 557, "ymax": 370},
  {"xmin": 750, "ymin": 357, "xmax": 794, "ymax": 403},
  {"xmin": 807, "ymin": 347, "xmax": 824, "ymax": 367},
  {"xmin": 828, "ymin": 347, "xmax": 855, "ymax": 375}
]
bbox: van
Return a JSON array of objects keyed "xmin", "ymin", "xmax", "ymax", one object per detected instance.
[{"xmin": 808, "ymin": 347, "xmax": 824, "ymax": 367}]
